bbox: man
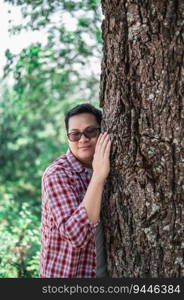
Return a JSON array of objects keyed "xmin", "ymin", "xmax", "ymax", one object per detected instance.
[{"xmin": 40, "ymin": 103, "xmax": 111, "ymax": 277}]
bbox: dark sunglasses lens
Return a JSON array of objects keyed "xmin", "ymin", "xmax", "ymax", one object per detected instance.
[
  {"xmin": 84, "ymin": 128, "xmax": 99, "ymax": 138},
  {"xmin": 69, "ymin": 133, "xmax": 81, "ymax": 141}
]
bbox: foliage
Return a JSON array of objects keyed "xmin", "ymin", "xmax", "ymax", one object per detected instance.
[
  {"xmin": 0, "ymin": 86, "xmax": 69, "ymax": 277},
  {"xmin": 4, "ymin": 0, "xmax": 102, "ymax": 101},
  {"xmin": 0, "ymin": 197, "xmax": 40, "ymax": 277},
  {"xmin": 0, "ymin": 0, "xmax": 102, "ymax": 277}
]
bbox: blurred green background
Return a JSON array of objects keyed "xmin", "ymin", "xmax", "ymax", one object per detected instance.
[{"xmin": 0, "ymin": 0, "xmax": 102, "ymax": 277}]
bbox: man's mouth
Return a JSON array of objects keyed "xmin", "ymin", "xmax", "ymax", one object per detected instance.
[{"xmin": 79, "ymin": 146, "xmax": 90, "ymax": 149}]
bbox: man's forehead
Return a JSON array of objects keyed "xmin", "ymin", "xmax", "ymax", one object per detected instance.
[{"xmin": 68, "ymin": 113, "xmax": 98, "ymax": 130}]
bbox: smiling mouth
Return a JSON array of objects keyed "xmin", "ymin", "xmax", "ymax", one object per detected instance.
[{"xmin": 80, "ymin": 146, "xmax": 90, "ymax": 149}]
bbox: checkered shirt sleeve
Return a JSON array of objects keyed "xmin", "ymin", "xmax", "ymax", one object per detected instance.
[{"xmin": 43, "ymin": 171, "xmax": 97, "ymax": 249}]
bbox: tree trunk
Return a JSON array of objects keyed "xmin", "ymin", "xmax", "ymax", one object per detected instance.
[{"xmin": 100, "ymin": 0, "xmax": 184, "ymax": 277}]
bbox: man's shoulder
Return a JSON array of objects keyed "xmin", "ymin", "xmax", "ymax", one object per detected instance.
[{"xmin": 42, "ymin": 153, "xmax": 72, "ymax": 179}]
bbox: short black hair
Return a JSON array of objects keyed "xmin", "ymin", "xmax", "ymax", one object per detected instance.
[{"xmin": 64, "ymin": 103, "xmax": 102, "ymax": 132}]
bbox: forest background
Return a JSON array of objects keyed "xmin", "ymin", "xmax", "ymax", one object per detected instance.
[{"xmin": 0, "ymin": 0, "xmax": 102, "ymax": 278}]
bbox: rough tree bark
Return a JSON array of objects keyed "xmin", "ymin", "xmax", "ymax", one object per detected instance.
[{"xmin": 100, "ymin": 0, "xmax": 184, "ymax": 277}]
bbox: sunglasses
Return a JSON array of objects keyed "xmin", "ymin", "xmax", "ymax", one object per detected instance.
[{"xmin": 67, "ymin": 127, "xmax": 100, "ymax": 142}]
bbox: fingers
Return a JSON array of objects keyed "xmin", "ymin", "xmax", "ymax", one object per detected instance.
[
  {"xmin": 96, "ymin": 132, "xmax": 106, "ymax": 145},
  {"xmin": 100, "ymin": 133, "xmax": 110, "ymax": 155},
  {"xmin": 104, "ymin": 138, "xmax": 111, "ymax": 159},
  {"xmin": 93, "ymin": 132, "xmax": 112, "ymax": 178},
  {"xmin": 95, "ymin": 132, "xmax": 103, "ymax": 150},
  {"xmin": 96, "ymin": 132, "xmax": 107, "ymax": 150},
  {"xmin": 96, "ymin": 132, "xmax": 111, "ymax": 156}
]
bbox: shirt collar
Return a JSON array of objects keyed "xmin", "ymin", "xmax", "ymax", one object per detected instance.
[{"xmin": 66, "ymin": 148, "xmax": 86, "ymax": 173}]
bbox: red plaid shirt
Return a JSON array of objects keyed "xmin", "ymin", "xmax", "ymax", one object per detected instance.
[{"xmin": 40, "ymin": 148, "xmax": 99, "ymax": 277}]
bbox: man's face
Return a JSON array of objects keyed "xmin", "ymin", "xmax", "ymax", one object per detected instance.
[{"xmin": 67, "ymin": 113, "xmax": 100, "ymax": 168}]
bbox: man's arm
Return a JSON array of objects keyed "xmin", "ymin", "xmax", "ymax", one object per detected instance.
[
  {"xmin": 83, "ymin": 132, "xmax": 111, "ymax": 223},
  {"xmin": 43, "ymin": 173, "xmax": 98, "ymax": 249}
]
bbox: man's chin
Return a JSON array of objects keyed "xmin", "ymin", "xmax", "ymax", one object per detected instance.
[
  {"xmin": 78, "ymin": 153, "xmax": 93, "ymax": 166},
  {"xmin": 80, "ymin": 153, "xmax": 92, "ymax": 161}
]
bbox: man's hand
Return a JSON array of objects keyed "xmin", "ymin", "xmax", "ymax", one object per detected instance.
[{"xmin": 92, "ymin": 132, "xmax": 111, "ymax": 182}]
